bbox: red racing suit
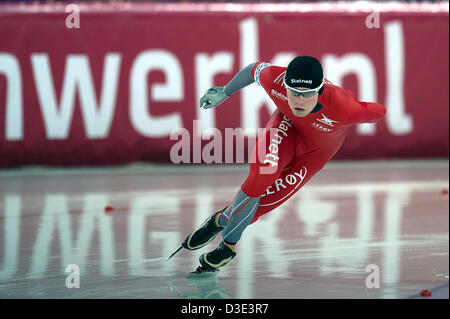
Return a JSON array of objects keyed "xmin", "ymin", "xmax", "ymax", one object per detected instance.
[{"xmin": 241, "ymin": 62, "xmax": 387, "ymax": 223}]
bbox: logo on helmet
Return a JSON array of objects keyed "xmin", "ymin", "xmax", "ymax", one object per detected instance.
[{"xmin": 291, "ymin": 79, "xmax": 313, "ymax": 85}]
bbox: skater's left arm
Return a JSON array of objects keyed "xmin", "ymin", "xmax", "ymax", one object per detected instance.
[
  {"xmin": 345, "ymin": 92, "xmax": 386, "ymax": 124},
  {"xmin": 356, "ymin": 101, "xmax": 386, "ymax": 123}
]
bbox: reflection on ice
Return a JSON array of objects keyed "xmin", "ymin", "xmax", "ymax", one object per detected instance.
[{"xmin": 0, "ymin": 166, "xmax": 448, "ymax": 298}]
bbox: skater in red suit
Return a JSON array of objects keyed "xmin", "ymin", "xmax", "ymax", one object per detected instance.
[{"xmin": 177, "ymin": 56, "xmax": 386, "ymax": 273}]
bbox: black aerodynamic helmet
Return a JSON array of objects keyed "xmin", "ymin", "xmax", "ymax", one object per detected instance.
[{"xmin": 285, "ymin": 56, "xmax": 324, "ymax": 95}]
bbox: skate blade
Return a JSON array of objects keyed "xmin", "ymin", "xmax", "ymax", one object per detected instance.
[
  {"xmin": 186, "ymin": 266, "xmax": 218, "ymax": 279},
  {"xmin": 166, "ymin": 245, "xmax": 183, "ymax": 261}
]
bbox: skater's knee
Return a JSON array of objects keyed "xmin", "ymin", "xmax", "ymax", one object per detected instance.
[{"xmin": 241, "ymin": 164, "xmax": 282, "ymax": 197}]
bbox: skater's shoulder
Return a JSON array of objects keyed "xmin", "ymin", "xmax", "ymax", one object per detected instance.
[
  {"xmin": 253, "ymin": 61, "xmax": 285, "ymax": 72},
  {"xmin": 322, "ymin": 80, "xmax": 358, "ymax": 106},
  {"xmin": 253, "ymin": 62, "xmax": 286, "ymax": 86}
]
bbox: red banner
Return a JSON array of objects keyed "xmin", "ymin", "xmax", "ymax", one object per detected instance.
[{"xmin": 0, "ymin": 2, "xmax": 448, "ymax": 167}]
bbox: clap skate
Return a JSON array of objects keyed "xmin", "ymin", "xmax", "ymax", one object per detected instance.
[
  {"xmin": 187, "ymin": 241, "xmax": 236, "ymax": 277},
  {"xmin": 166, "ymin": 206, "xmax": 228, "ymax": 261}
]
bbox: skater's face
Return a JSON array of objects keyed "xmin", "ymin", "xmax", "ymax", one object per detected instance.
[{"xmin": 286, "ymin": 87, "xmax": 319, "ymax": 117}]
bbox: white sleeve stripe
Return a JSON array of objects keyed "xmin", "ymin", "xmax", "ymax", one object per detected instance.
[
  {"xmin": 254, "ymin": 62, "xmax": 272, "ymax": 86},
  {"xmin": 274, "ymin": 71, "xmax": 286, "ymax": 85}
]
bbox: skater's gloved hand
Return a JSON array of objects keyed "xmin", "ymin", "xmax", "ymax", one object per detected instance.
[{"xmin": 200, "ymin": 86, "xmax": 229, "ymax": 109}]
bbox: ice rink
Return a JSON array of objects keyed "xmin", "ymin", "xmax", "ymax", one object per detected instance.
[{"xmin": 0, "ymin": 160, "xmax": 448, "ymax": 299}]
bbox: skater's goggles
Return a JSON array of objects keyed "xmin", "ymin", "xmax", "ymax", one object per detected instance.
[{"xmin": 283, "ymin": 78, "xmax": 324, "ymax": 98}]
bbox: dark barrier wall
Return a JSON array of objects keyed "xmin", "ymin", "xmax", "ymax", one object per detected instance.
[{"xmin": 0, "ymin": 2, "xmax": 448, "ymax": 167}]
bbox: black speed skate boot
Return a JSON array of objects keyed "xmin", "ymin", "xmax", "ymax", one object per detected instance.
[
  {"xmin": 197, "ymin": 241, "xmax": 236, "ymax": 273},
  {"xmin": 181, "ymin": 206, "xmax": 228, "ymax": 251}
]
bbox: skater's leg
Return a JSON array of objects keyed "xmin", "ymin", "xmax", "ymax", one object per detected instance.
[
  {"xmin": 216, "ymin": 110, "xmax": 297, "ymax": 244},
  {"xmin": 250, "ymin": 148, "xmax": 334, "ymax": 224},
  {"xmin": 196, "ymin": 111, "xmax": 296, "ymax": 271},
  {"xmin": 219, "ymin": 189, "xmax": 260, "ymax": 244},
  {"xmin": 217, "ymin": 188, "xmax": 257, "ymax": 227}
]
